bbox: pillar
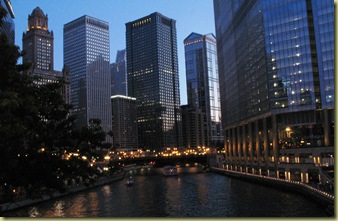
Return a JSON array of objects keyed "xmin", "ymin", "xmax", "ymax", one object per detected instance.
[
  {"xmin": 272, "ymin": 114, "xmax": 278, "ymax": 166},
  {"xmin": 255, "ymin": 120, "xmax": 260, "ymax": 162},
  {"xmin": 323, "ymin": 109, "xmax": 330, "ymax": 146},
  {"xmin": 263, "ymin": 118, "xmax": 268, "ymax": 164},
  {"xmin": 237, "ymin": 126, "xmax": 242, "ymax": 162},
  {"xmin": 248, "ymin": 122, "xmax": 253, "ymax": 164},
  {"xmin": 242, "ymin": 124, "xmax": 247, "ymax": 162}
]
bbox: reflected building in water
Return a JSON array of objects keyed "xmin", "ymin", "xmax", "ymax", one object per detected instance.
[
  {"xmin": 64, "ymin": 15, "xmax": 112, "ymax": 137},
  {"xmin": 214, "ymin": 0, "xmax": 334, "ymax": 183}
]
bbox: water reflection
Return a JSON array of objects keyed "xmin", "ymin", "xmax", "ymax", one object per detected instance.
[{"xmin": 5, "ymin": 172, "xmax": 328, "ymax": 217}]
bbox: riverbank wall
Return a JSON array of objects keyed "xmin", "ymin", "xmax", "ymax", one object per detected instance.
[
  {"xmin": 0, "ymin": 173, "xmax": 125, "ymax": 214},
  {"xmin": 211, "ymin": 167, "xmax": 334, "ymax": 216}
]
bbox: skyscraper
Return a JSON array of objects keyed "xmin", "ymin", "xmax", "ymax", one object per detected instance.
[
  {"xmin": 126, "ymin": 12, "xmax": 182, "ymax": 149},
  {"xmin": 184, "ymin": 32, "xmax": 223, "ymax": 148},
  {"xmin": 64, "ymin": 15, "xmax": 112, "ymax": 136},
  {"xmin": 0, "ymin": 0, "xmax": 15, "ymax": 44},
  {"xmin": 23, "ymin": 7, "xmax": 53, "ymax": 71},
  {"xmin": 111, "ymin": 49, "xmax": 127, "ymax": 96},
  {"xmin": 111, "ymin": 95, "xmax": 138, "ymax": 149},
  {"xmin": 22, "ymin": 7, "xmax": 70, "ymax": 104},
  {"xmin": 214, "ymin": 0, "xmax": 334, "ymax": 182}
]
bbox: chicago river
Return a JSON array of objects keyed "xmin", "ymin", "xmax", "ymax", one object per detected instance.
[{"xmin": 3, "ymin": 171, "xmax": 328, "ymax": 217}]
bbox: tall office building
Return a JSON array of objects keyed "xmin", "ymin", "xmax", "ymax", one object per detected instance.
[
  {"xmin": 214, "ymin": 0, "xmax": 334, "ymax": 182},
  {"xmin": 22, "ymin": 7, "xmax": 70, "ymax": 104},
  {"xmin": 64, "ymin": 15, "xmax": 112, "ymax": 136},
  {"xmin": 126, "ymin": 12, "xmax": 182, "ymax": 149},
  {"xmin": 181, "ymin": 105, "xmax": 207, "ymax": 149},
  {"xmin": 111, "ymin": 95, "xmax": 138, "ymax": 149},
  {"xmin": 23, "ymin": 7, "xmax": 53, "ymax": 71},
  {"xmin": 111, "ymin": 49, "xmax": 127, "ymax": 96},
  {"xmin": 0, "ymin": 0, "xmax": 14, "ymax": 44},
  {"xmin": 184, "ymin": 32, "xmax": 223, "ymax": 148}
]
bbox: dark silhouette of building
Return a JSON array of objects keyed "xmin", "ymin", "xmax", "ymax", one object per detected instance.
[
  {"xmin": 111, "ymin": 49, "xmax": 127, "ymax": 96},
  {"xmin": 181, "ymin": 105, "xmax": 207, "ymax": 149},
  {"xmin": 111, "ymin": 95, "xmax": 138, "ymax": 149},
  {"xmin": 126, "ymin": 12, "xmax": 182, "ymax": 150}
]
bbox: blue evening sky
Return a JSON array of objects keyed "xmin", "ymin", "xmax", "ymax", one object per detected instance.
[{"xmin": 12, "ymin": 0, "xmax": 216, "ymax": 105}]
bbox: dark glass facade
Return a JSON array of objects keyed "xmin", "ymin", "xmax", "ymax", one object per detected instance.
[
  {"xmin": 64, "ymin": 16, "xmax": 112, "ymax": 137},
  {"xmin": 111, "ymin": 49, "xmax": 127, "ymax": 96},
  {"xmin": 214, "ymin": 0, "xmax": 334, "ymax": 182},
  {"xmin": 126, "ymin": 12, "xmax": 182, "ymax": 149},
  {"xmin": 111, "ymin": 95, "xmax": 138, "ymax": 149},
  {"xmin": 0, "ymin": 0, "xmax": 14, "ymax": 44},
  {"xmin": 184, "ymin": 33, "xmax": 223, "ymax": 148}
]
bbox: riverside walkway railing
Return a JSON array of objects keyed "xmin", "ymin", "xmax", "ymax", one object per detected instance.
[{"xmin": 211, "ymin": 167, "xmax": 334, "ymax": 203}]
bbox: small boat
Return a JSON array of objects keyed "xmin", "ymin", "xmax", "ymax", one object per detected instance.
[
  {"xmin": 126, "ymin": 176, "xmax": 134, "ymax": 186},
  {"xmin": 162, "ymin": 165, "xmax": 178, "ymax": 176}
]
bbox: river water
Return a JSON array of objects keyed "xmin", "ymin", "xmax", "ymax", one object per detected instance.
[{"xmin": 4, "ymin": 172, "xmax": 328, "ymax": 217}]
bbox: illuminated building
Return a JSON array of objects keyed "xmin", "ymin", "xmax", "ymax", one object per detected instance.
[
  {"xmin": 184, "ymin": 32, "xmax": 223, "ymax": 148},
  {"xmin": 214, "ymin": 0, "xmax": 334, "ymax": 183},
  {"xmin": 0, "ymin": 0, "xmax": 15, "ymax": 44},
  {"xmin": 126, "ymin": 12, "xmax": 182, "ymax": 149},
  {"xmin": 22, "ymin": 7, "xmax": 70, "ymax": 104},
  {"xmin": 64, "ymin": 15, "xmax": 112, "ymax": 137}
]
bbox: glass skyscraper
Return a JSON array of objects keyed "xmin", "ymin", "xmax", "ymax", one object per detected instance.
[
  {"xmin": 64, "ymin": 15, "xmax": 112, "ymax": 137},
  {"xmin": 0, "ymin": 0, "xmax": 15, "ymax": 44},
  {"xmin": 184, "ymin": 32, "xmax": 223, "ymax": 148},
  {"xmin": 111, "ymin": 49, "xmax": 127, "ymax": 96},
  {"xmin": 214, "ymin": 0, "xmax": 334, "ymax": 182},
  {"xmin": 126, "ymin": 12, "xmax": 182, "ymax": 149}
]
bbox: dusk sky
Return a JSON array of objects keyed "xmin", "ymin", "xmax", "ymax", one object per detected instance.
[{"xmin": 12, "ymin": 0, "xmax": 216, "ymax": 105}]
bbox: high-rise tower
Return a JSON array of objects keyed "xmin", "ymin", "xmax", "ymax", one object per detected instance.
[
  {"xmin": 0, "ymin": 0, "xmax": 15, "ymax": 44},
  {"xmin": 23, "ymin": 7, "xmax": 53, "ymax": 71},
  {"xmin": 126, "ymin": 12, "xmax": 182, "ymax": 149},
  {"xmin": 64, "ymin": 15, "xmax": 112, "ymax": 136},
  {"xmin": 22, "ymin": 7, "xmax": 70, "ymax": 104},
  {"xmin": 184, "ymin": 32, "xmax": 223, "ymax": 148},
  {"xmin": 111, "ymin": 49, "xmax": 127, "ymax": 96},
  {"xmin": 214, "ymin": 0, "xmax": 334, "ymax": 181}
]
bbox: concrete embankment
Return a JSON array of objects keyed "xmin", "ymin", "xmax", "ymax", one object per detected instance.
[
  {"xmin": 0, "ymin": 173, "xmax": 125, "ymax": 214},
  {"xmin": 211, "ymin": 167, "xmax": 334, "ymax": 216}
]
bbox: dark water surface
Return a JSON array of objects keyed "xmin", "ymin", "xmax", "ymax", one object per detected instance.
[{"xmin": 4, "ymin": 172, "xmax": 328, "ymax": 217}]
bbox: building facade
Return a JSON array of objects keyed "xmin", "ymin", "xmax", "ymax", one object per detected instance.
[
  {"xmin": 23, "ymin": 7, "xmax": 53, "ymax": 71},
  {"xmin": 184, "ymin": 32, "xmax": 223, "ymax": 148},
  {"xmin": 22, "ymin": 7, "xmax": 70, "ymax": 104},
  {"xmin": 126, "ymin": 12, "xmax": 182, "ymax": 149},
  {"xmin": 181, "ymin": 105, "xmax": 207, "ymax": 149},
  {"xmin": 111, "ymin": 49, "xmax": 127, "ymax": 96},
  {"xmin": 214, "ymin": 0, "xmax": 334, "ymax": 183},
  {"xmin": 111, "ymin": 95, "xmax": 138, "ymax": 149},
  {"xmin": 0, "ymin": 0, "xmax": 14, "ymax": 44},
  {"xmin": 64, "ymin": 15, "xmax": 112, "ymax": 136}
]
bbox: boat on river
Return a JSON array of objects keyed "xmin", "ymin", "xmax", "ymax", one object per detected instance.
[
  {"xmin": 126, "ymin": 176, "xmax": 135, "ymax": 186},
  {"xmin": 162, "ymin": 165, "xmax": 178, "ymax": 176}
]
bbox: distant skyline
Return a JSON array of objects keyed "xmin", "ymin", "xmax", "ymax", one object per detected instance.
[{"xmin": 11, "ymin": 0, "xmax": 216, "ymax": 105}]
